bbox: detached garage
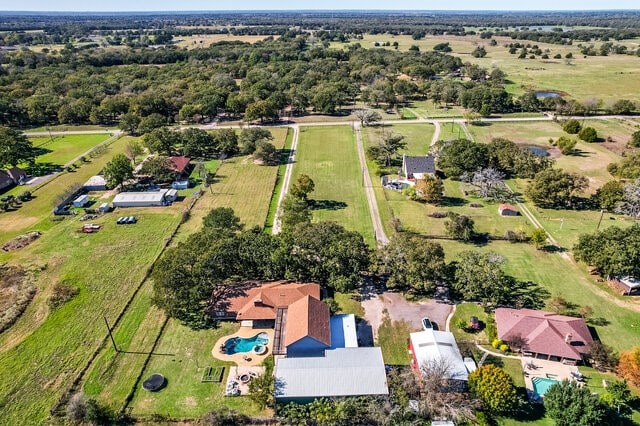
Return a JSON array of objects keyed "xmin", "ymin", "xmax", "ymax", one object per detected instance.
[{"xmin": 112, "ymin": 190, "xmax": 168, "ymax": 208}]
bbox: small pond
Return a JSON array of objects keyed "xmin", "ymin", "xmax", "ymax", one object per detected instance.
[
  {"xmin": 535, "ymin": 91, "xmax": 561, "ymax": 99},
  {"xmin": 527, "ymin": 146, "xmax": 550, "ymax": 157}
]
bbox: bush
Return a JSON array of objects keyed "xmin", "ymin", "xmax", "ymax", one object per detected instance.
[
  {"xmin": 455, "ymin": 318, "xmax": 468, "ymax": 331},
  {"xmin": 428, "ymin": 211, "xmax": 448, "ymax": 218},
  {"xmin": 18, "ymin": 191, "xmax": 32, "ymax": 201},
  {"xmin": 486, "ymin": 317, "xmax": 497, "ymax": 341},
  {"xmin": 492, "ymin": 338, "xmax": 502, "ymax": 349},
  {"xmin": 499, "ymin": 344, "xmax": 509, "ymax": 352},
  {"xmin": 556, "ymin": 136, "xmax": 577, "ymax": 154},
  {"xmin": 631, "ymin": 130, "xmax": 640, "ymax": 148},
  {"xmin": 562, "ymin": 119, "xmax": 581, "ymax": 134},
  {"xmin": 323, "ymin": 297, "xmax": 340, "ymax": 314},
  {"xmin": 578, "ymin": 126, "xmax": 598, "ymax": 142},
  {"xmin": 48, "ymin": 281, "xmax": 80, "ymax": 309}
]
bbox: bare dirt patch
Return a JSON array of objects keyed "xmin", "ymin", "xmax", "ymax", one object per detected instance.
[{"xmin": 0, "ymin": 265, "xmax": 36, "ymax": 334}]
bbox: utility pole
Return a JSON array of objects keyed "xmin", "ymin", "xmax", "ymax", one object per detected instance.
[
  {"xmin": 596, "ymin": 209, "xmax": 605, "ymax": 231},
  {"xmin": 104, "ymin": 316, "xmax": 119, "ymax": 352}
]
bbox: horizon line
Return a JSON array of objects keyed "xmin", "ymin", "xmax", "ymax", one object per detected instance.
[{"xmin": 1, "ymin": 9, "xmax": 640, "ymax": 13}]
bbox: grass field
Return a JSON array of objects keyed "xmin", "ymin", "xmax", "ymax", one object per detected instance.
[
  {"xmin": 377, "ymin": 315, "xmax": 412, "ymax": 366},
  {"xmin": 0, "ymin": 208, "xmax": 181, "ymax": 425},
  {"xmin": 0, "ymin": 135, "xmax": 130, "ymax": 243},
  {"xmin": 332, "ymin": 33, "xmax": 640, "ymax": 103},
  {"xmin": 29, "ymin": 134, "xmax": 111, "ymax": 167},
  {"xmin": 264, "ymin": 128, "xmax": 294, "ymax": 232},
  {"xmin": 293, "ymin": 126, "xmax": 374, "ymax": 244},
  {"xmin": 175, "ymin": 34, "xmax": 274, "ymax": 49},
  {"xmin": 128, "ymin": 320, "xmax": 267, "ymax": 419},
  {"xmin": 175, "ymin": 127, "xmax": 288, "ymax": 239}
]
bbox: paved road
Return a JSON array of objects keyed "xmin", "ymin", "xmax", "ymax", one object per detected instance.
[
  {"xmin": 271, "ymin": 124, "xmax": 299, "ymax": 234},
  {"xmin": 354, "ymin": 122, "xmax": 389, "ymax": 246}
]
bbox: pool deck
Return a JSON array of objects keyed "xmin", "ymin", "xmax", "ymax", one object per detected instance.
[
  {"xmin": 212, "ymin": 326, "xmax": 274, "ymax": 366},
  {"xmin": 225, "ymin": 366, "xmax": 266, "ymax": 396},
  {"xmin": 521, "ymin": 356, "xmax": 579, "ymax": 400}
]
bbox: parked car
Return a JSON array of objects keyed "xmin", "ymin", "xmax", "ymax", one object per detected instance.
[
  {"xmin": 116, "ymin": 217, "xmax": 126, "ymax": 224},
  {"xmin": 127, "ymin": 216, "xmax": 137, "ymax": 224},
  {"xmin": 469, "ymin": 316, "xmax": 480, "ymax": 330},
  {"xmin": 422, "ymin": 317, "xmax": 433, "ymax": 330}
]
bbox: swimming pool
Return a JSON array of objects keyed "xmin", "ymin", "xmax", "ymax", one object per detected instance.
[
  {"xmin": 532, "ymin": 377, "xmax": 559, "ymax": 397},
  {"xmin": 223, "ymin": 332, "xmax": 269, "ymax": 355}
]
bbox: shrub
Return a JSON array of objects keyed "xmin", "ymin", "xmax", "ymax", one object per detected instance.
[
  {"xmin": 492, "ymin": 338, "xmax": 502, "ymax": 349},
  {"xmin": 631, "ymin": 130, "xmax": 640, "ymax": 148},
  {"xmin": 562, "ymin": 119, "xmax": 581, "ymax": 134},
  {"xmin": 455, "ymin": 318, "xmax": 468, "ymax": 331},
  {"xmin": 48, "ymin": 281, "xmax": 80, "ymax": 309},
  {"xmin": 556, "ymin": 136, "xmax": 577, "ymax": 154},
  {"xmin": 323, "ymin": 297, "xmax": 340, "ymax": 314},
  {"xmin": 486, "ymin": 317, "xmax": 497, "ymax": 341},
  {"xmin": 428, "ymin": 211, "xmax": 448, "ymax": 218},
  {"xmin": 578, "ymin": 126, "xmax": 598, "ymax": 142},
  {"xmin": 499, "ymin": 344, "xmax": 509, "ymax": 352}
]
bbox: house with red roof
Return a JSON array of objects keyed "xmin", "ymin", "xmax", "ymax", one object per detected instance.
[
  {"xmin": 498, "ymin": 203, "xmax": 518, "ymax": 216},
  {"xmin": 495, "ymin": 308, "xmax": 593, "ymax": 365}
]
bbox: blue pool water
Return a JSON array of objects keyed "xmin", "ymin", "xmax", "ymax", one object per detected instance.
[
  {"xmin": 527, "ymin": 146, "xmax": 550, "ymax": 157},
  {"xmin": 532, "ymin": 377, "xmax": 559, "ymax": 397},
  {"xmin": 535, "ymin": 91, "xmax": 561, "ymax": 98},
  {"xmin": 224, "ymin": 332, "xmax": 269, "ymax": 355}
]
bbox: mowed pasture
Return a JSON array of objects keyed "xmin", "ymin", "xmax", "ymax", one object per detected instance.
[
  {"xmin": 28, "ymin": 133, "xmax": 111, "ymax": 167},
  {"xmin": 0, "ymin": 135, "xmax": 131, "ymax": 243},
  {"xmin": 174, "ymin": 127, "xmax": 288, "ymax": 239},
  {"xmin": 293, "ymin": 126, "xmax": 374, "ymax": 244},
  {"xmin": 174, "ymin": 34, "xmax": 275, "ymax": 49},
  {"xmin": 332, "ymin": 33, "xmax": 640, "ymax": 103},
  {"xmin": 0, "ymin": 208, "xmax": 181, "ymax": 425}
]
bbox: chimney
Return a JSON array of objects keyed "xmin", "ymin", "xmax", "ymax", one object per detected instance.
[
  {"xmin": 254, "ymin": 298, "xmax": 263, "ymax": 306},
  {"xmin": 565, "ymin": 333, "xmax": 572, "ymax": 344}
]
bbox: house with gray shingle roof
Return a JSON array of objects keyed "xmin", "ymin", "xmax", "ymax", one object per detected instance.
[{"xmin": 402, "ymin": 154, "xmax": 436, "ymax": 180}]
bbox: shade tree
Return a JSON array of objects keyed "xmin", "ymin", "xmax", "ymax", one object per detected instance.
[
  {"xmin": 102, "ymin": 153, "xmax": 133, "ymax": 189},
  {"xmin": 525, "ymin": 168, "xmax": 588, "ymax": 209},
  {"xmin": 0, "ymin": 127, "xmax": 36, "ymax": 168}
]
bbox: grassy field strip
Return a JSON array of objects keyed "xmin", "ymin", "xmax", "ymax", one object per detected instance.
[
  {"xmin": 265, "ymin": 127, "xmax": 294, "ymax": 233},
  {"xmin": 293, "ymin": 125, "xmax": 374, "ymax": 244},
  {"xmin": 28, "ymin": 134, "xmax": 111, "ymax": 167},
  {"xmin": 0, "ymin": 135, "xmax": 131, "ymax": 243}
]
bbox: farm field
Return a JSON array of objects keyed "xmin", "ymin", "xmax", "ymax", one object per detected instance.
[
  {"xmin": 28, "ymin": 133, "xmax": 111, "ymax": 167},
  {"xmin": 0, "ymin": 207, "xmax": 181, "ymax": 425},
  {"xmin": 332, "ymin": 33, "xmax": 640, "ymax": 103},
  {"xmin": 0, "ymin": 135, "xmax": 131, "ymax": 243},
  {"xmin": 293, "ymin": 125, "xmax": 374, "ymax": 244},
  {"xmin": 127, "ymin": 320, "xmax": 267, "ymax": 419},
  {"xmin": 174, "ymin": 34, "xmax": 275, "ymax": 49},
  {"xmin": 174, "ymin": 127, "xmax": 288, "ymax": 239}
]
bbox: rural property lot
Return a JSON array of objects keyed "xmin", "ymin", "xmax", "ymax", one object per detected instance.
[
  {"xmin": 28, "ymin": 133, "xmax": 111, "ymax": 168},
  {"xmin": 293, "ymin": 125, "xmax": 374, "ymax": 244}
]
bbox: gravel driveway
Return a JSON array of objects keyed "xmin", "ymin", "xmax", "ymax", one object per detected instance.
[{"xmin": 361, "ymin": 289, "xmax": 453, "ymax": 339}]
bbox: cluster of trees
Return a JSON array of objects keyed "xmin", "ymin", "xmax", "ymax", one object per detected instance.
[
  {"xmin": 525, "ymin": 168, "xmax": 588, "ymax": 209},
  {"xmin": 152, "ymin": 207, "xmax": 370, "ymax": 328},
  {"xmin": 608, "ymin": 152, "xmax": 640, "ymax": 180},
  {"xmin": 435, "ymin": 138, "xmax": 552, "ymax": 179},
  {"xmin": 0, "ymin": 126, "xmax": 35, "ymax": 168},
  {"xmin": 574, "ymin": 224, "xmax": 640, "ymax": 278}
]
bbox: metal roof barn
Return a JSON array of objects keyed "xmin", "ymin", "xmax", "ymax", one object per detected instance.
[{"xmin": 112, "ymin": 190, "xmax": 168, "ymax": 207}]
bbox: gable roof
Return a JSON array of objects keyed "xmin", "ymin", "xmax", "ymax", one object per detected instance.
[
  {"xmin": 225, "ymin": 282, "xmax": 321, "ymax": 321},
  {"xmin": 403, "ymin": 155, "xmax": 436, "ymax": 176},
  {"xmin": 274, "ymin": 347, "xmax": 388, "ymax": 399},
  {"xmin": 0, "ymin": 167, "xmax": 26, "ymax": 187},
  {"xmin": 499, "ymin": 203, "xmax": 517, "ymax": 212},
  {"xmin": 495, "ymin": 308, "xmax": 593, "ymax": 360},
  {"xmin": 410, "ymin": 329, "xmax": 469, "ymax": 381},
  {"xmin": 168, "ymin": 156, "xmax": 191, "ymax": 174},
  {"xmin": 285, "ymin": 295, "xmax": 331, "ymax": 347}
]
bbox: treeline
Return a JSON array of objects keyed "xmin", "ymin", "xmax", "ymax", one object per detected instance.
[{"xmin": 0, "ymin": 37, "xmax": 464, "ymax": 127}]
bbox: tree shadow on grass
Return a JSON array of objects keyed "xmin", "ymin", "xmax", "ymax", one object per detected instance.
[
  {"xmin": 310, "ymin": 199, "xmax": 347, "ymax": 211},
  {"xmin": 25, "ymin": 162, "xmax": 62, "ymax": 176},
  {"xmin": 440, "ymin": 196, "xmax": 467, "ymax": 207}
]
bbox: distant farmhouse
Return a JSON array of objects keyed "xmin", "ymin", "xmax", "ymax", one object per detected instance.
[
  {"xmin": 217, "ymin": 281, "xmax": 389, "ymax": 403},
  {"xmin": 498, "ymin": 203, "xmax": 518, "ymax": 216},
  {"xmin": 402, "ymin": 155, "xmax": 436, "ymax": 180},
  {"xmin": 495, "ymin": 308, "xmax": 593, "ymax": 365}
]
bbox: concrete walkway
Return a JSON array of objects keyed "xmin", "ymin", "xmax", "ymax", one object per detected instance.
[{"xmin": 474, "ymin": 343, "xmax": 522, "ymax": 360}]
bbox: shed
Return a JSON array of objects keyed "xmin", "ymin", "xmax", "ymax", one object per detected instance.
[
  {"xmin": 274, "ymin": 347, "xmax": 388, "ymax": 403},
  {"xmin": 612, "ymin": 276, "xmax": 640, "ymax": 295},
  {"xmin": 165, "ymin": 189, "xmax": 178, "ymax": 202},
  {"xmin": 83, "ymin": 175, "xmax": 107, "ymax": 191},
  {"xmin": 409, "ymin": 329, "xmax": 469, "ymax": 382},
  {"xmin": 73, "ymin": 194, "xmax": 90, "ymax": 208},
  {"xmin": 498, "ymin": 203, "xmax": 518, "ymax": 216},
  {"xmin": 112, "ymin": 190, "xmax": 168, "ymax": 208},
  {"xmin": 98, "ymin": 203, "xmax": 111, "ymax": 213},
  {"xmin": 172, "ymin": 180, "xmax": 189, "ymax": 190}
]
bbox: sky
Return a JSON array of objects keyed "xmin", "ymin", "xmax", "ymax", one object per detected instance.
[{"xmin": 2, "ymin": 1, "xmax": 639, "ymax": 12}]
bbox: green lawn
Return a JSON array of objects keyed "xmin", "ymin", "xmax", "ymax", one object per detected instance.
[
  {"xmin": 0, "ymin": 135, "xmax": 131, "ymax": 243},
  {"xmin": 438, "ymin": 240, "xmax": 640, "ymax": 353},
  {"xmin": 29, "ymin": 134, "xmax": 111, "ymax": 167},
  {"xmin": 0, "ymin": 209, "xmax": 181, "ymax": 425},
  {"xmin": 449, "ymin": 302, "xmax": 491, "ymax": 345},
  {"xmin": 128, "ymin": 320, "xmax": 267, "ymax": 419},
  {"xmin": 333, "ymin": 292, "xmax": 365, "ymax": 318},
  {"xmin": 377, "ymin": 314, "xmax": 411, "ymax": 366},
  {"xmin": 410, "ymin": 100, "xmax": 466, "ymax": 118},
  {"xmin": 293, "ymin": 126, "xmax": 374, "ymax": 244},
  {"xmin": 438, "ymin": 121, "xmax": 466, "ymax": 141}
]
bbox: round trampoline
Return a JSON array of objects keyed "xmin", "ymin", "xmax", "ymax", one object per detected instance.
[{"xmin": 142, "ymin": 373, "xmax": 165, "ymax": 392}]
